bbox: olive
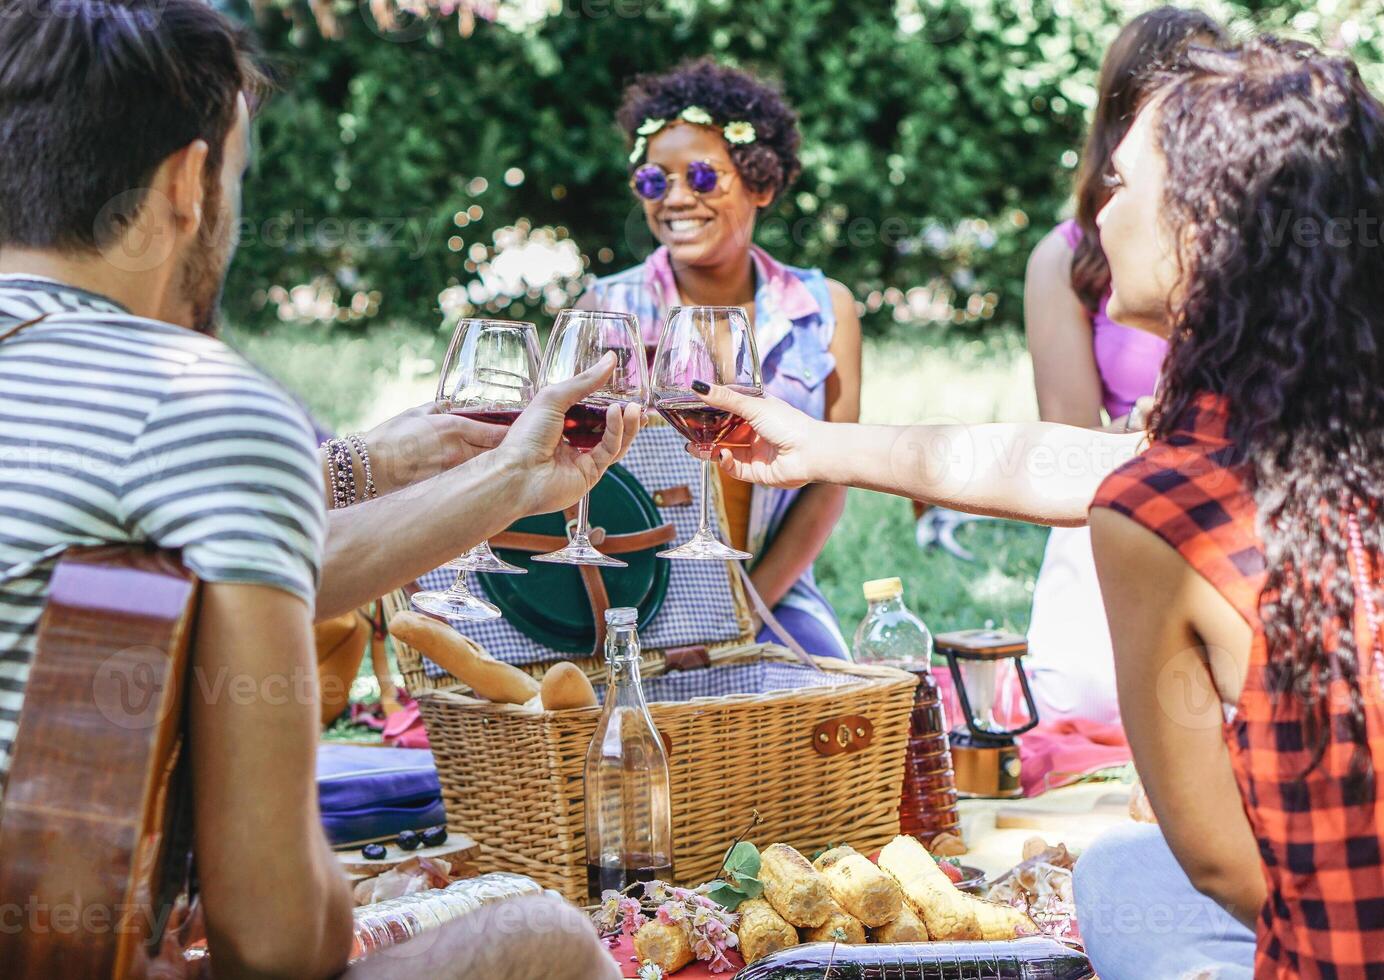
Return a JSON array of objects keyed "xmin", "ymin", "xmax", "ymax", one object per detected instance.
[
  {"xmin": 361, "ymin": 843, "xmax": 387, "ymax": 860},
  {"xmin": 421, "ymin": 825, "xmax": 448, "ymax": 848},
  {"xmin": 396, "ymin": 829, "xmax": 422, "ymax": 851}
]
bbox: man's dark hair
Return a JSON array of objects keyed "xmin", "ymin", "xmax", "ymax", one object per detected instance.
[{"xmin": 0, "ymin": 0, "xmax": 264, "ymax": 252}]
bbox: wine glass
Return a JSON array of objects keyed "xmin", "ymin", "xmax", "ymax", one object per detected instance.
[
  {"xmin": 651, "ymin": 306, "xmax": 763, "ymax": 561},
  {"xmin": 531, "ymin": 309, "xmax": 649, "ymax": 567},
  {"xmin": 412, "ymin": 318, "xmax": 540, "ymax": 620}
]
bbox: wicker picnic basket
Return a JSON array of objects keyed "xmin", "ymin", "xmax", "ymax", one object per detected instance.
[{"xmin": 388, "ymin": 588, "xmax": 918, "ymax": 902}]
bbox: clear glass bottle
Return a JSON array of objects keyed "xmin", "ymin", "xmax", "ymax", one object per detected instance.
[
  {"xmin": 584, "ymin": 607, "xmax": 673, "ymax": 900},
  {"xmin": 853, "ymin": 578, "xmax": 961, "ymax": 844}
]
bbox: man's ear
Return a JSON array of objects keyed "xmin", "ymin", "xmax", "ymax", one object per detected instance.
[{"xmin": 160, "ymin": 139, "xmax": 210, "ymax": 239}]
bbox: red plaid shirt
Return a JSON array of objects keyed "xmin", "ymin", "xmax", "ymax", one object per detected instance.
[{"xmin": 1093, "ymin": 393, "xmax": 1384, "ymax": 979}]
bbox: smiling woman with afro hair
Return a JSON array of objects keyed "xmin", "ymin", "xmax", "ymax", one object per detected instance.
[{"xmin": 579, "ymin": 57, "xmax": 862, "ymax": 660}]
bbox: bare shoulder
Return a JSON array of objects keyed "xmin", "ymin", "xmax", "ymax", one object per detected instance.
[
  {"xmin": 1026, "ymin": 226, "xmax": 1075, "ymax": 278},
  {"xmin": 825, "ymin": 278, "xmax": 861, "ymax": 337}
]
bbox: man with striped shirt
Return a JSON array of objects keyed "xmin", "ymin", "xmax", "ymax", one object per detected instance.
[{"xmin": 0, "ymin": 3, "xmax": 628, "ymax": 978}]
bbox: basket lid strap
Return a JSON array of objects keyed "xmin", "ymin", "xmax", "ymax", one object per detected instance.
[{"xmin": 733, "ymin": 563, "xmax": 823, "ymax": 673}]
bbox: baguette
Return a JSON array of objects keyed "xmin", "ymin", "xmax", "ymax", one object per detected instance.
[{"xmin": 388, "ymin": 611, "xmax": 539, "ymax": 705}]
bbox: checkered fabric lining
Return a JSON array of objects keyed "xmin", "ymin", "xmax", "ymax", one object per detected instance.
[
  {"xmin": 1092, "ymin": 392, "xmax": 1384, "ymax": 977},
  {"xmin": 418, "ymin": 423, "xmax": 747, "ymax": 673},
  {"xmin": 593, "ymin": 662, "xmax": 853, "ymax": 705}
]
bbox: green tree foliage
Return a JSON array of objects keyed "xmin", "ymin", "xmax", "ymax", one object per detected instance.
[{"xmin": 227, "ymin": 0, "xmax": 1382, "ymax": 335}]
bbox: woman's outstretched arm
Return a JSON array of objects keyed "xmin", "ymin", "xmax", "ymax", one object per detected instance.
[{"xmin": 692, "ymin": 382, "xmax": 1144, "ymax": 527}]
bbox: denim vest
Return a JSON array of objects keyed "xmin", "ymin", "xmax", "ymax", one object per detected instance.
[{"xmin": 586, "ymin": 245, "xmax": 847, "ymax": 656}]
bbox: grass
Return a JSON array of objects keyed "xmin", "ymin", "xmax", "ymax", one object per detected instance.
[{"xmin": 227, "ymin": 318, "xmax": 1050, "ymax": 643}]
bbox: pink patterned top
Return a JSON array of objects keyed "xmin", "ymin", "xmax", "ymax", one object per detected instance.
[{"xmin": 1056, "ymin": 219, "xmax": 1169, "ymax": 418}]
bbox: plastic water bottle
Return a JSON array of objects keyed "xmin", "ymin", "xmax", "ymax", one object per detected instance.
[
  {"xmin": 735, "ymin": 937, "xmax": 1094, "ymax": 979},
  {"xmin": 854, "ymin": 578, "xmax": 961, "ymax": 844},
  {"xmin": 853, "ymin": 577, "xmax": 934, "ymax": 666}
]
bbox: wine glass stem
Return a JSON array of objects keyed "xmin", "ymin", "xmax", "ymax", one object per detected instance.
[
  {"xmin": 571, "ymin": 492, "xmax": 593, "ymax": 545},
  {"xmin": 697, "ymin": 456, "xmax": 713, "ymax": 539},
  {"xmin": 445, "ymin": 569, "xmax": 473, "ymax": 597}
]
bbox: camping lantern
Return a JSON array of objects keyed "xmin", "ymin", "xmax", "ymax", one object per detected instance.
[{"xmin": 936, "ymin": 629, "xmax": 1039, "ymax": 799}]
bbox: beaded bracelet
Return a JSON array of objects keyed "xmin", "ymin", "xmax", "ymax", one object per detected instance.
[
  {"xmin": 322, "ymin": 437, "xmax": 356, "ymax": 510},
  {"xmin": 347, "ymin": 433, "xmax": 378, "ymax": 501}
]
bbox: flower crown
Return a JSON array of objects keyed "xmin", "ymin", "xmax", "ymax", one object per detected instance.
[{"xmin": 628, "ymin": 105, "xmax": 758, "ymax": 164}]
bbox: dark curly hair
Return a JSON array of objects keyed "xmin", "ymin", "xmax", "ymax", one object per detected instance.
[
  {"xmin": 1148, "ymin": 37, "xmax": 1384, "ymax": 786},
  {"xmin": 617, "ymin": 58, "xmax": 801, "ymax": 206},
  {"xmin": 1070, "ymin": 6, "xmax": 1225, "ymax": 310}
]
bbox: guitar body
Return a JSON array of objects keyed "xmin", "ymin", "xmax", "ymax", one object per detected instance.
[{"xmin": 0, "ymin": 547, "xmax": 199, "ymax": 979}]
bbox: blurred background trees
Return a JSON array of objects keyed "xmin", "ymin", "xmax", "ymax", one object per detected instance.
[{"xmin": 223, "ymin": 0, "xmax": 1382, "ymax": 337}]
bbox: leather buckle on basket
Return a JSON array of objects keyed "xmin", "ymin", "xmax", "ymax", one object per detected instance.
[
  {"xmin": 652, "ymin": 485, "xmax": 693, "ymax": 508},
  {"xmin": 811, "ymin": 715, "xmax": 874, "ymax": 756},
  {"xmin": 663, "ymin": 645, "xmax": 711, "ymax": 672}
]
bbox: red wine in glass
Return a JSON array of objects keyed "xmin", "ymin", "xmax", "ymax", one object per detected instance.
[
  {"xmin": 451, "ymin": 407, "xmax": 522, "ymax": 426},
  {"xmin": 655, "ymin": 385, "xmax": 761, "ymax": 449},
  {"xmin": 562, "ymin": 400, "xmax": 613, "ymax": 452}
]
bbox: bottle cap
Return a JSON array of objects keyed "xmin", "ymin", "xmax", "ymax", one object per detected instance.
[
  {"xmin": 604, "ymin": 607, "xmax": 638, "ymax": 628},
  {"xmin": 862, "ymin": 577, "xmax": 904, "ymax": 602}
]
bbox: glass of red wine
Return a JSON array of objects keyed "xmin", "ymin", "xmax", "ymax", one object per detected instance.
[
  {"xmin": 652, "ymin": 305, "xmax": 763, "ymax": 561},
  {"xmin": 532, "ymin": 309, "xmax": 649, "ymax": 568},
  {"xmin": 412, "ymin": 318, "xmax": 540, "ymax": 620}
]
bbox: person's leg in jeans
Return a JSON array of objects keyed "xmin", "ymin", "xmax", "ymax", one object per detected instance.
[{"xmin": 1074, "ymin": 822, "xmax": 1256, "ymax": 979}]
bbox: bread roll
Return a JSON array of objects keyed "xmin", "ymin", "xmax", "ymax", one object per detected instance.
[
  {"xmin": 759, "ymin": 844, "xmax": 834, "ymax": 928},
  {"xmin": 539, "ymin": 661, "xmax": 598, "ymax": 710},
  {"xmin": 736, "ymin": 898, "xmax": 798, "ymax": 964},
  {"xmin": 812, "ymin": 845, "xmax": 902, "ymax": 927},
  {"xmin": 871, "ymin": 902, "xmax": 928, "ymax": 943},
  {"xmin": 388, "ymin": 611, "xmax": 539, "ymax": 705},
  {"xmin": 633, "ymin": 919, "xmax": 693, "ymax": 973},
  {"xmin": 800, "ymin": 899, "xmax": 866, "ymax": 944},
  {"xmin": 877, "ymin": 835, "xmax": 981, "ymax": 940}
]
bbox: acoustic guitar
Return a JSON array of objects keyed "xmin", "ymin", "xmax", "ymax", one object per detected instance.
[{"xmin": 0, "ymin": 547, "xmax": 199, "ymax": 978}]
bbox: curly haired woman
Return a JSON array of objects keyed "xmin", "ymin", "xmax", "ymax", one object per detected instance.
[
  {"xmin": 581, "ymin": 58, "xmax": 861, "ymax": 658},
  {"xmin": 689, "ymin": 35, "xmax": 1383, "ymax": 976}
]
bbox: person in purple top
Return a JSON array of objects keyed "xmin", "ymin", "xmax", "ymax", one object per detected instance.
[
  {"xmin": 582, "ymin": 59, "xmax": 862, "ymax": 658},
  {"xmin": 1020, "ymin": 7, "xmax": 1225, "ymax": 725}
]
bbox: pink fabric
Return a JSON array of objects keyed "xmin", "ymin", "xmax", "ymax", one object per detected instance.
[
  {"xmin": 383, "ymin": 703, "xmax": 430, "ymax": 749},
  {"xmin": 1055, "ymin": 219, "xmax": 1169, "ymax": 419},
  {"xmin": 1017, "ymin": 718, "xmax": 1131, "ymax": 797}
]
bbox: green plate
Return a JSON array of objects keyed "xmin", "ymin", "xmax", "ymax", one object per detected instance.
[{"xmin": 479, "ymin": 464, "xmax": 671, "ymax": 654}]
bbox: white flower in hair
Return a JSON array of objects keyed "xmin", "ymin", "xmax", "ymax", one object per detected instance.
[
  {"xmin": 679, "ymin": 105, "xmax": 714, "ymax": 126},
  {"xmin": 637, "ymin": 117, "xmax": 666, "ymax": 136},
  {"xmin": 723, "ymin": 120, "xmax": 756, "ymax": 145},
  {"xmin": 629, "ymin": 136, "xmax": 647, "ymax": 164}
]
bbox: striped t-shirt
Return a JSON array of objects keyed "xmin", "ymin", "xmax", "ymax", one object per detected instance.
[{"xmin": 0, "ymin": 275, "xmax": 326, "ymax": 791}]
